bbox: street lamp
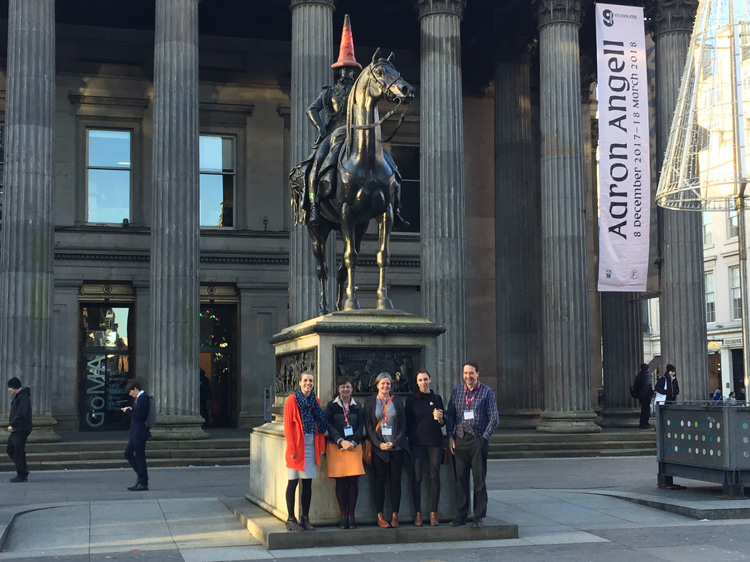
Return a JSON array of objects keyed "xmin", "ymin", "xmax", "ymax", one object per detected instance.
[{"xmin": 656, "ymin": 0, "xmax": 750, "ymax": 394}]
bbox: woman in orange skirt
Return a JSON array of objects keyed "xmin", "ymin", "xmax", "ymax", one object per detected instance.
[{"xmin": 325, "ymin": 375, "xmax": 365, "ymax": 529}]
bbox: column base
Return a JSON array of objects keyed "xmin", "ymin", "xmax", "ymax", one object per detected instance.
[
  {"xmin": 498, "ymin": 409, "xmax": 542, "ymax": 429},
  {"xmin": 27, "ymin": 414, "xmax": 61, "ymax": 443},
  {"xmin": 536, "ymin": 410, "xmax": 602, "ymax": 434},
  {"xmin": 597, "ymin": 408, "xmax": 641, "ymax": 428},
  {"xmin": 150, "ymin": 415, "xmax": 208, "ymax": 440}
]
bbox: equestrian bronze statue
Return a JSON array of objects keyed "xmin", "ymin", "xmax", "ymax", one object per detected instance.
[{"xmin": 290, "ymin": 48, "xmax": 415, "ymax": 315}]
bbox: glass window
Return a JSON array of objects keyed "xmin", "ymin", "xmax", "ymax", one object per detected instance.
[
  {"xmin": 728, "ymin": 199, "xmax": 739, "ymax": 239},
  {"xmin": 702, "ymin": 212, "xmax": 713, "ymax": 246},
  {"xmin": 79, "ymin": 304, "xmax": 133, "ymax": 431},
  {"xmin": 200, "ymin": 135, "xmax": 235, "ymax": 227},
  {"xmin": 87, "ymin": 129, "xmax": 131, "ymax": 224},
  {"xmin": 730, "ymin": 265, "xmax": 742, "ymax": 320},
  {"xmin": 388, "ymin": 144, "xmax": 420, "ymax": 233},
  {"xmin": 705, "ymin": 271, "xmax": 716, "ymax": 323}
]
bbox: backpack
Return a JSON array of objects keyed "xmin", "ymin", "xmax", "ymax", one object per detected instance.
[
  {"xmin": 629, "ymin": 383, "xmax": 640, "ymax": 399},
  {"xmin": 145, "ymin": 395, "xmax": 157, "ymax": 429},
  {"xmin": 630, "ymin": 376, "xmax": 641, "ymax": 399}
]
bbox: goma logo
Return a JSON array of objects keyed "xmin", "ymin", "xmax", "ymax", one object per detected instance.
[{"xmin": 602, "ymin": 9, "xmax": 614, "ymax": 27}]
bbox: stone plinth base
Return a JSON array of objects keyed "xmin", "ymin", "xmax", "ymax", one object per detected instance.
[
  {"xmin": 498, "ymin": 409, "xmax": 542, "ymax": 429},
  {"xmin": 150, "ymin": 414, "xmax": 208, "ymax": 440},
  {"xmin": 248, "ymin": 416, "xmax": 458, "ymax": 525},
  {"xmin": 0, "ymin": 414, "xmax": 61, "ymax": 444},
  {"xmin": 537, "ymin": 410, "xmax": 602, "ymax": 433},
  {"xmin": 598, "ymin": 408, "xmax": 641, "ymax": 428},
  {"xmin": 226, "ymin": 496, "xmax": 518, "ymax": 550}
]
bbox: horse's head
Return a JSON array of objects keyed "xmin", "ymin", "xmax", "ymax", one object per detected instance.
[{"xmin": 365, "ymin": 50, "xmax": 415, "ymax": 106}]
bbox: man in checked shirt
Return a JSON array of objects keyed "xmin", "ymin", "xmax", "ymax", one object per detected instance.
[{"xmin": 446, "ymin": 361, "xmax": 499, "ymax": 528}]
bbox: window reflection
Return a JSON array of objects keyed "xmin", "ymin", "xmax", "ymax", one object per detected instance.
[
  {"xmin": 87, "ymin": 129, "xmax": 131, "ymax": 224},
  {"xmin": 79, "ymin": 304, "xmax": 133, "ymax": 431},
  {"xmin": 200, "ymin": 135, "xmax": 235, "ymax": 227}
]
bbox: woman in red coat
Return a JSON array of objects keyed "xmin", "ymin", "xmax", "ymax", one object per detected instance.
[{"xmin": 284, "ymin": 371, "xmax": 328, "ymax": 531}]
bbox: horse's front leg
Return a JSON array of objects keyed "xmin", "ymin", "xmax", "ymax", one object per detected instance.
[
  {"xmin": 340, "ymin": 203, "xmax": 360, "ymax": 311},
  {"xmin": 375, "ymin": 205, "xmax": 394, "ymax": 310},
  {"xmin": 309, "ymin": 224, "xmax": 331, "ymax": 315}
]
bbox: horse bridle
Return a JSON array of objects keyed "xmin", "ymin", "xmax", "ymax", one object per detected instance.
[{"xmin": 351, "ymin": 61, "xmax": 412, "ymax": 142}]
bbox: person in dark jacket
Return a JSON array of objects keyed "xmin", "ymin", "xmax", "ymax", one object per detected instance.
[
  {"xmin": 6, "ymin": 377, "xmax": 32, "ymax": 483},
  {"xmin": 325, "ymin": 375, "xmax": 365, "ymax": 529},
  {"xmin": 634, "ymin": 363, "xmax": 654, "ymax": 429},
  {"xmin": 655, "ymin": 364, "xmax": 680, "ymax": 403},
  {"xmin": 120, "ymin": 378, "xmax": 152, "ymax": 491},
  {"xmin": 364, "ymin": 372, "xmax": 409, "ymax": 529},
  {"xmin": 405, "ymin": 370, "xmax": 445, "ymax": 527}
]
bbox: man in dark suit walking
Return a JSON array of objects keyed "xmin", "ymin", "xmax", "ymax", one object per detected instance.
[{"xmin": 120, "ymin": 379, "xmax": 151, "ymax": 491}]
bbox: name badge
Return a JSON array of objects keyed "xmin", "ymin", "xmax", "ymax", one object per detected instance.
[
  {"xmin": 463, "ymin": 410, "xmax": 474, "ymax": 421},
  {"xmin": 343, "ymin": 425, "xmax": 353, "ymax": 437},
  {"xmin": 381, "ymin": 424, "xmax": 393, "ymax": 436}
]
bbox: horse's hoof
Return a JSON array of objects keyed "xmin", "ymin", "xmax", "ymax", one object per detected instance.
[
  {"xmin": 377, "ymin": 298, "xmax": 394, "ymax": 310},
  {"xmin": 343, "ymin": 298, "xmax": 360, "ymax": 311}
]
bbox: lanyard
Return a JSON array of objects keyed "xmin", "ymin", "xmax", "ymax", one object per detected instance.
[
  {"xmin": 465, "ymin": 383, "xmax": 480, "ymax": 409},
  {"xmin": 342, "ymin": 402, "xmax": 350, "ymax": 425},
  {"xmin": 378, "ymin": 396, "xmax": 392, "ymax": 425}
]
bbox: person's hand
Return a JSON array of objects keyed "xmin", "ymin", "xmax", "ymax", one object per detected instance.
[
  {"xmin": 449, "ymin": 437, "xmax": 456, "ymax": 455},
  {"xmin": 120, "ymin": 406, "xmax": 131, "ymax": 413},
  {"xmin": 379, "ymin": 442, "xmax": 393, "ymax": 451},
  {"xmin": 6, "ymin": 426, "xmax": 12, "ymax": 433},
  {"xmin": 341, "ymin": 440, "xmax": 354, "ymax": 451},
  {"xmin": 435, "ymin": 409, "xmax": 444, "ymax": 422}
]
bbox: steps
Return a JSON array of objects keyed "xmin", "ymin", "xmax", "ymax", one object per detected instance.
[
  {"xmin": 0, "ymin": 435, "xmax": 250, "ymax": 472},
  {"xmin": 488, "ymin": 431, "xmax": 657, "ymax": 459},
  {"xmin": 0, "ymin": 430, "xmax": 655, "ymax": 471}
]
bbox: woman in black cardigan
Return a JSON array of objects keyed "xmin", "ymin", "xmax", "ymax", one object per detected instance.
[
  {"xmin": 405, "ymin": 370, "xmax": 444, "ymax": 527},
  {"xmin": 364, "ymin": 372, "xmax": 409, "ymax": 528},
  {"xmin": 325, "ymin": 375, "xmax": 365, "ymax": 530}
]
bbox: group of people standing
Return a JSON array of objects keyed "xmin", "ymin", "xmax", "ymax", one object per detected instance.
[{"xmin": 282, "ymin": 362, "xmax": 499, "ymax": 531}]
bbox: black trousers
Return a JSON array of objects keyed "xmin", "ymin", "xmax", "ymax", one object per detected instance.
[
  {"xmin": 453, "ymin": 433, "xmax": 488, "ymax": 520},
  {"xmin": 410, "ymin": 443, "xmax": 441, "ymax": 513},
  {"xmin": 639, "ymin": 399, "xmax": 651, "ymax": 427},
  {"xmin": 371, "ymin": 449, "xmax": 405, "ymax": 514},
  {"xmin": 124, "ymin": 434, "xmax": 149, "ymax": 484},
  {"xmin": 7, "ymin": 431, "xmax": 29, "ymax": 478}
]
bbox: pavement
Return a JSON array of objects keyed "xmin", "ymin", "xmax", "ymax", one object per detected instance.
[{"xmin": 2, "ymin": 456, "xmax": 750, "ymax": 562}]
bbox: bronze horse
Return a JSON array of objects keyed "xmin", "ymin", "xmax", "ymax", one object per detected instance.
[{"xmin": 292, "ymin": 52, "xmax": 415, "ymax": 314}]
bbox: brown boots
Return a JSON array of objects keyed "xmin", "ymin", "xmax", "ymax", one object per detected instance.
[
  {"xmin": 430, "ymin": 512, "xmax": 439, "ymax": 526},
  {"xmin": 377, "ymin": 512, "xmax": 390, "ymax": 528},
  {"xmin": 413, "ymin": 512, "xmax": 423, "ymax": 526},
  {"xmin": 390, "ymin": 512, "xmax": 399, "ymax": 528}
]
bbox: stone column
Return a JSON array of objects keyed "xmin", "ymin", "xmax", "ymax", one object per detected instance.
[
  {"xmin": 533, "ymin": 0, "xmax": 599, "ymax": 433},
  {"xmin": 600, "ymin": 293, "xmax": 644, "ymax": 426},
  {"xmin": 149, "ymin": 0, "xmax": 205, "ymax": 439},
  {"xmin": 289, "ymin": 0, "xmax": 336, "ymax": 325},
  {"xmin": 494, "ymin": 3, "xmax": 541, "ymax": 428},
  {"xmin": 0, "ymin": 0, "xmax": 59, "ymax": 441},
  {"xmin": 417, "ymin": 0, "xmax": 468, "ymax": 395},
  {"xmin": 649, "ymin": 0, "xmax": 706, "ymax": 401}
]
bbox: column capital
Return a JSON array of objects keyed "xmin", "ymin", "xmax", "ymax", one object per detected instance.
[
  {"xmin": 416, "ymin": 0, "xmax": 466, "ymax": 20},
  {"xmin": 290, "ymin": 0, "xmax": 335, "ymax": 10},
  {"xmin": 645, "ymin": 0, "xmax": 698, "ymax": 37},
  {"xmin": 533, "ymin": 0, "xmax": 587, "ymax": 28}
]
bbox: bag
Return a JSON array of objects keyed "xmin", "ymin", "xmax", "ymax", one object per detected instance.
[
  {"xmin": 629, "ymin": 384, "xmax": 640, "ymax": 399},
  {"xmin": 363, "ymin": 440, "xmax": 372, "ymax": 465},
  {"xmin": 145, "ymin": 395, "xmax": 157, "ymax": 429},
  {"xmin": 441, "ymin": 435, "xmax": 451, "ymax": 465}
]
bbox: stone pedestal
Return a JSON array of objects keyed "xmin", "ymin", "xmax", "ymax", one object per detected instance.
[{"xmin": 248, "ymin": 310, "xmax": 460, "ymax": 525}]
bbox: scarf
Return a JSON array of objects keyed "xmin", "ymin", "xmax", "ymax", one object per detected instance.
[{"xmin": 295, "ymin": 389, "xmax": 327, "ymax": 435}]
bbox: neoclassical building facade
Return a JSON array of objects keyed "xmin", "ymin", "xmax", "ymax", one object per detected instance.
[{"xmin": 0, "ymin": 0, "xmax": 707, "ymax": 438}]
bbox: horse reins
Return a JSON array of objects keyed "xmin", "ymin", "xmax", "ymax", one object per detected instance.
[{"xmin": 351, "ymin": 63, "xmax": 412, "ymax": 143}]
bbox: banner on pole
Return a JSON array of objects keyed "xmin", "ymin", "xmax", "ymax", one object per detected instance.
[{"xmin": 595, "ymin": 3, "xmax": 650, "ymax": 292}]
